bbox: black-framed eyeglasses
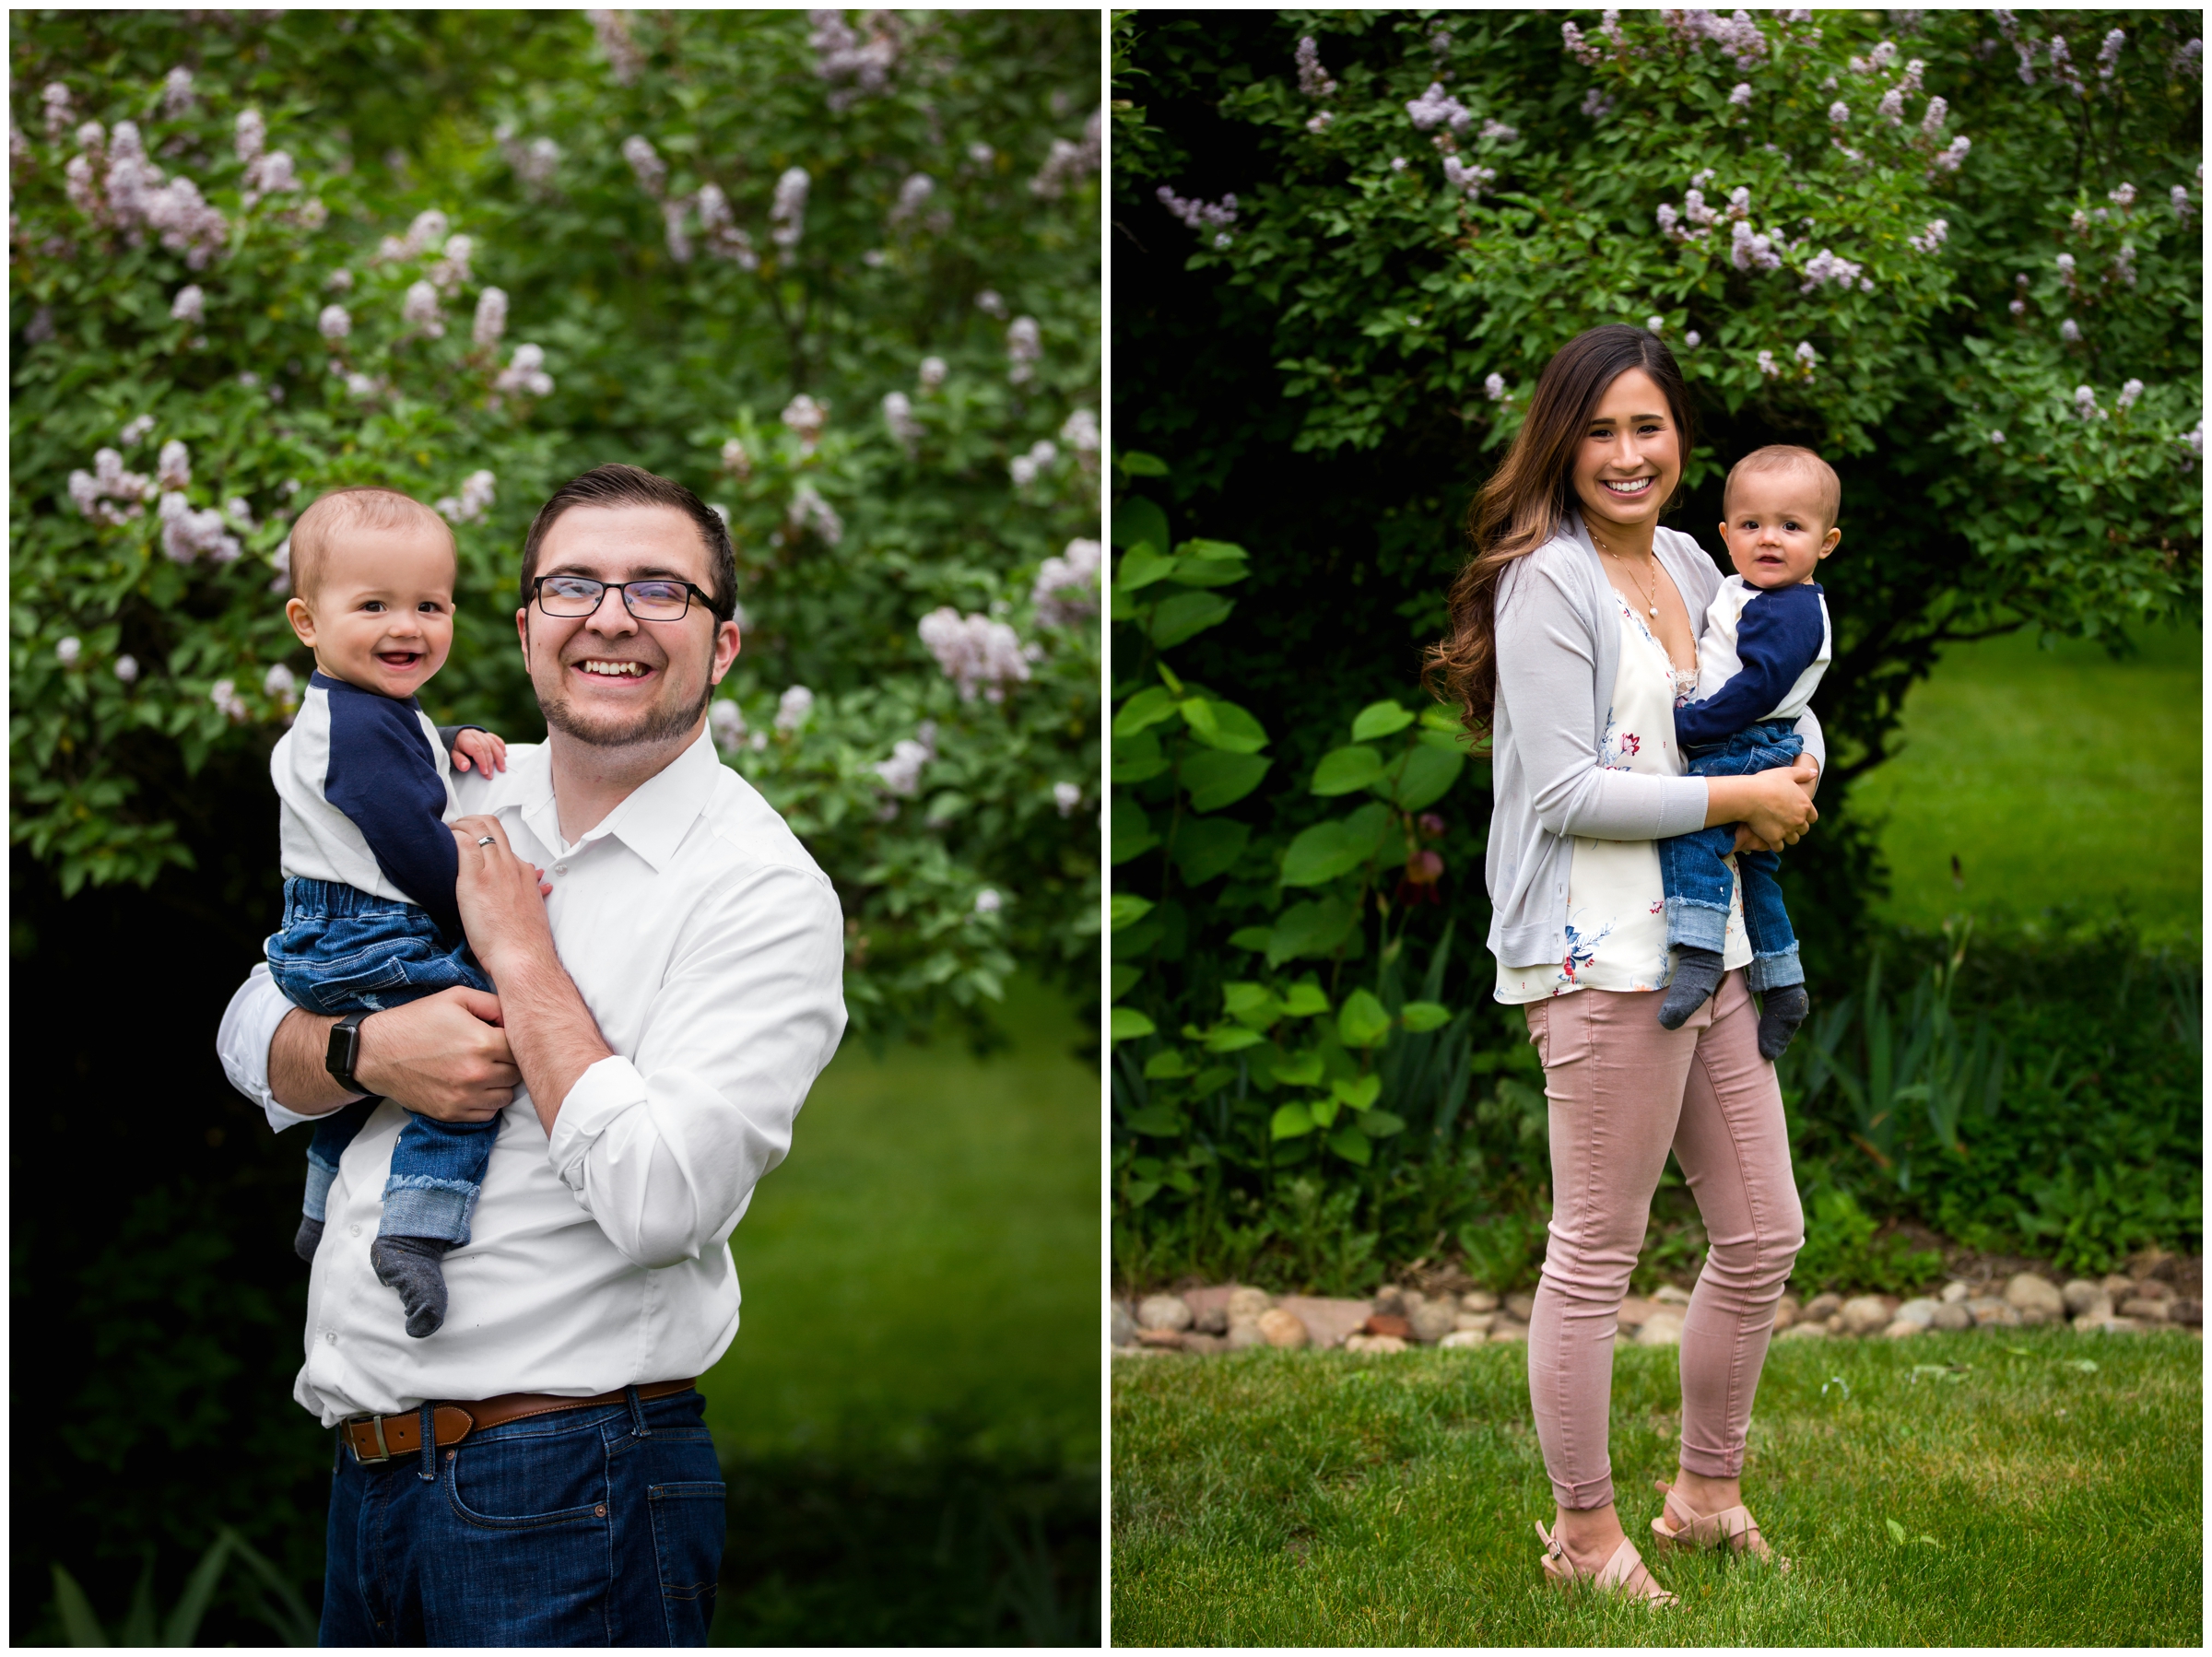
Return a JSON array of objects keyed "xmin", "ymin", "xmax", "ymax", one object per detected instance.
[{"xmin": 531, "ymin": 575, "xmax": 712, "ymax": 622}]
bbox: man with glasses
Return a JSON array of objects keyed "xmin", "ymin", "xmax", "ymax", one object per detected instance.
[{"xmin": 218, "ymin": 464, "xmax": 846, "ymax": 1644}]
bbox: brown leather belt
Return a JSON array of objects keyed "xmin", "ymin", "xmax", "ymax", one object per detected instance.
[{"xmin": 340, "ymin": 1378, "xmax": 698, "ymax": 1465}]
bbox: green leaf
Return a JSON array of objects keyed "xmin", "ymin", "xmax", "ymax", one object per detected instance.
[
  {"xmin": 1280, "ymin": 804, "xmax": 1392, "ymax": 887},
  {"xmin": 1117, "ymin": 542, "xmax": 1180, "ymax": 591},
  {"xmin": 1338, "ymin": 989, "xmax": 1393, "ymax": 1049},
  {"xmin": 1142, "ymin": 1050, "xmax": 1191, "ymax": 1079},
  {"xmin": 1110, "ymin": 964, "xmax": 1141, "ymax": 1001},
  {"xmin": 1169, "ymin": 538, "xmax": 1251, "ymax": 587},
  {"xmin": 51, "ymin": 1564, "xmax": 106, "ymax": 1647},
  {"xmin": 1112, "ymin": 686, "xmax": 1182, "ymax": 738},
  {"xmin": 163, "ymin": 1534, "xmax": 235, "ymax": 1648},
  {"xmin": 1110, "ymin": 798, "xmax": 1159, "ymax": 865},
  {"xmin": 1119, "ymin": 451, "xmax": 1171, "ymax": 476},
  {"xmin": 1227, "ymin": 925, "xmax": 1275, "ymax": 952},
  {"xmin": 1147, "ymin": 590, "xmax": 1235, "ymax": 648},
  {"xmin": 1278, "ymin": 980, "xmax": 1331, "ymax": 1017},
  {"xmin": 1270, "ymin": 1102, "xmax": 1318, "ymax": 1139},
  {"xmin": 1109, "ymin": 1006, "xmax": 1157, "ymax": 1041},
  {"xmin": 1326, "ymin": 1125, "xmax": 1373, "ymax": 1165},
  {"xmin": 1109, "ymin": 895, "xmax": 1155, "ymax": 932},
  {"xmin": 1350, "ymin": 699, "xmax": 1415, "ymax": 741},
  {"xmin": 1885, "ymin": 1518, "xmax": 1909, "ymax": 1545},
  {"xmin": 1179, "ymin": 696, "xmax": 1269, "ymax": 753},
  {"xmin": 1310, "ymin": 744, "xmax": 1386, "ymax": 796},
  {"xmin": 1125, "ymin": 1179, "xmax": 1162, "ymax": 1207},
  {"xmin": 1388, "ymin": 743, "xmax": 1465, "ymax": 811},
  {"xmin": 1189, "ymin": 1065, "xmax": 1237, "ymax": 1097},
  {"xmin": 1205, "ymin": 1023, "xmax": 1267, "ymax": 1052},
  {"xmin": 1112, "ymin": 493, "xmax": 1170, "ymax": 551},
  {"xmin": 1111, "ymin": 730, "xmax": 1170, "ymax": 784},
  {"xmin": 1419, "ymin": 704, "xmax": 1465, "ymax": 732},
  {"xmin": 1171, "ymin": 816, "xmax": 1250, "ymax": 885},
  {"xmin": 1271, "ymin": 1051, "xmax": 1326, "ymax": 1086},
  {"xmin": 1265, "ymin": 897, "xmax": 1358, "ymax": 967},
  {"xmin": 1357, "ymin": 1108, "xmax": 1407, "ymax": 1137},
  {"xmin": 1221, "ymin": 981, "xmax": 1283, "ymax": 1028},
  {"xmin": 1332, "ymin": 1072, "xmax": 1382, "ymax": 1110},
  {"xmin": 1310, "ymin": 1094, "xmax": 1339, "ymax": 1129},
  {"xmin": 1399, "ymin": 1000, "xmax": 1453, "ymax": 1032},
  {"xmin": 1124, "ymin": 1104, "xmax": 1184, "ymax": 1135},
  {"xmin": 1182, "ymin": 750, "xmax": 1272, "ymax": 811}
]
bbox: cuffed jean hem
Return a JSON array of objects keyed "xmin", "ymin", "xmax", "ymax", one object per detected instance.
[
  {"xmin": 380, "ymin": 1178, "xmax": 479, "ymax": 1244},
  {"xmin": 1746, "ymin": 947, "xmax": 1806, "ymax": 993},
  {"xmin": 1665, "ymin": 895, "xmax": 1732, "ymax": 956},
  {"xmin": 303, "ymin": 1160, "xmax": 340, "ymax": 1223}
]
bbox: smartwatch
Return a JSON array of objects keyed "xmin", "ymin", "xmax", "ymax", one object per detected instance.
[{"xmin": 325, "ymin": 1011, "xmax": 378, "ymax": 1099}]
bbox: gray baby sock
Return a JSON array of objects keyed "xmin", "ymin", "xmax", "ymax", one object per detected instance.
[
  {"xmin": 294, "ymin": 1216, "xmax": 324, "ymax": 1263},
  {"xmin": 371, "ymin": 1237, "xmax": 454, "ymax": 1338},
  {"xmin": 1757, "ymin": 985, "xmax": 1810, "ymax": 1061},
  {"xmin": 1658, "ymin": 947, "xmax": 1726, "ymax": 1029}
]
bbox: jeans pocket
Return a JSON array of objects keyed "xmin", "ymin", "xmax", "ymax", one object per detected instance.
[
  {"xmin": 649, "ymin": 1481, "xmax": 726, "ymax": 1644},
  {"xmin": 446, "ymin": 1428, "xmax": 611, "ymax": 1531},
  {"xmin": 1528, "ymin": 992, "xmax": 1591, "ymax": 1071}
]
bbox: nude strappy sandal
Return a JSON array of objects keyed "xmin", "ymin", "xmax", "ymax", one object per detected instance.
[
  {"xmin": 1534, "ymin": 1520, "xmax": 1677, "ymax": 1606},
  {"xmin": 1649, "ymin": 1480, "xmax": 1792, "ymax": 1571}
]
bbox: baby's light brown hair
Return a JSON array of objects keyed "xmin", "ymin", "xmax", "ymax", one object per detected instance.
[
  {"xmin": 1721, "ymin": 444, "xmax": 1841, "ymax": 531},
  {"xmin": 288, "ymin": 486, "xmax": 454, "ymax": 602}
]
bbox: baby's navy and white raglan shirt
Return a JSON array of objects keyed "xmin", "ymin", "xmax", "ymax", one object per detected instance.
[
  {"xmin": 1675, "ymin": 576, "xmax": 1831, "ymax": 749},
  {"xmin": 271, "ymin": 671, "xmax": 465, "ymax": 934}
]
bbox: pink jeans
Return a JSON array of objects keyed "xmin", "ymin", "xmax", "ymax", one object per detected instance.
[{"xmin": 1522, "ymin": 970, "xmax": 1804, "ymax": 1510}]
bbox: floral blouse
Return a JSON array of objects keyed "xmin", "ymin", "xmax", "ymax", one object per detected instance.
[{"xmin": 1494, "ymin": 591, "xmax": 1750, "ymax": 1004}]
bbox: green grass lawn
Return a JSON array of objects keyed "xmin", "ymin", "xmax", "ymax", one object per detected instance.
[
  {"xmin": 699, "ymin": 981, "xmax": 1101, "ymax": 1645},
  {"xmin": 1846, "ymin": 623, "xmax": 2201, "ymax": 945},
  {"xmin": 700, "ymin": 981, "xmax": 1099, "ymax": 1466},
  {"xmin": 1110, "ymin": 1332, "xmax": 2202, "ymax": 1646}
]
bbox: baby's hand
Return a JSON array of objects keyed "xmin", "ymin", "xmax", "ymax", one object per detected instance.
[{"xmin": 451, "ymin": 727, "xmax": 508, "ymax": 775}]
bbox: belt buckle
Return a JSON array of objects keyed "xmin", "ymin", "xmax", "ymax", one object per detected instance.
[{"xmin": 345, "ymin": 1413, "xmax": 394, "ymax": 1464}]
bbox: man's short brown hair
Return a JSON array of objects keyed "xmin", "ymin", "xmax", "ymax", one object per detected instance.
[
  {"xmin": 288, "ymin": 486, "xmax": 454, "ymax": 601},
  {"xmin": 1722, "ymin": 444, "xmax": 1841, "ymax": 530},
  {"xmin": 519, "ymin": 464, "xmax": 738, "ymax": 622}
]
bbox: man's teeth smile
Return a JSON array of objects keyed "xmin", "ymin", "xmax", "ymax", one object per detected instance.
[{"xmin": 579, "ymin": 660, "xmax": 651, "ymax": 677}]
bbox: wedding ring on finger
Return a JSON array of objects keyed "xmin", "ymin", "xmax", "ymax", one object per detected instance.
[{"xmin": 477, "ymin": 835, "xmax": 496, "ymax": 847}]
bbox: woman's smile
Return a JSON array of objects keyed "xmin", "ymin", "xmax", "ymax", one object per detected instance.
[{"xmin": 1600, "ymin": 476, "xmax": 1655, "ymax": 499}]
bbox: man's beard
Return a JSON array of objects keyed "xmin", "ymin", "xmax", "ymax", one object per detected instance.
[{"xmin": 538, "ymin": 663, "xmax": 713, "ymax": 749}]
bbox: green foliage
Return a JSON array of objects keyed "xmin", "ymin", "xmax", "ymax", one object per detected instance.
[
  {"xmin": 1791, "ymin": 1187, "xmax": 1946, "ymax": 1297},
  {"xmin": 47, "ymin": 1527, "xmax": 312, "ymax": 1649},
  {"xmin": 10, "ymin": 8, "xmax": 1101, "ymax": 1042}
]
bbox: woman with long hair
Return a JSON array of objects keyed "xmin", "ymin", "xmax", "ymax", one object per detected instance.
[{"xmin": 1427, "ymin": 323, "xmax": 1818, "ymax": 1604}]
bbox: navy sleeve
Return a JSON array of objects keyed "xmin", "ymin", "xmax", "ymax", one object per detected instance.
[
  {"xmin": 324, "ymin": 688, "xmax": 461, "ymax": 934},
  {"xmin": 1675, "ymin": 584, "xmax": 1827, "ymax": 748}
]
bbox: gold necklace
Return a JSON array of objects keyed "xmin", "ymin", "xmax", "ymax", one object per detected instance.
[{"xmin": 1593, "ymin": 532, "xmax": 1660, "ymax": 618}]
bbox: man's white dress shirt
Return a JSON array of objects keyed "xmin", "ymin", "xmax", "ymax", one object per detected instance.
[{"xmin": 218, "ymin": 731, "xmax": 847, "ymax": 1426}]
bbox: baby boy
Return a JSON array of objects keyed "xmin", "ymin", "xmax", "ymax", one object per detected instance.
[
  {"xmin": 1655, "ymin": 444, "xmax": 1839, "ymax": 1059},
  {"xmin": 265, "ymin": 485, "xmax": 510, "ymax": 1338}
]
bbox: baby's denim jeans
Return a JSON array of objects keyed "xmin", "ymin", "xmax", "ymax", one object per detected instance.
[
  {"xmin": 266, "ymin": 877, "xmax": 499, "ymax": 1244},
  {"xmin": 1656, "ymin": 722, "xmax": 1806, "ymax": 993}
]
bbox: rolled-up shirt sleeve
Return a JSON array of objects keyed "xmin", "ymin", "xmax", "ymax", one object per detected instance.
[
  {"xmin": 543, "ymin": 860, "xmax": 847, "ymax": 1270},
  {"xmin": 218, "ymin": 963, "xmax": 327, "ymax": 1134},
  {"xmin": 1495, "ymin": 560, "xmax": 1710, "ymax": 842}
]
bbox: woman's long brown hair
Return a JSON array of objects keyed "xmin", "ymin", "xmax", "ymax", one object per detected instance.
[{"xmin": 1422, "ymin": 324, "xmax": 1697, "ymax": 744}]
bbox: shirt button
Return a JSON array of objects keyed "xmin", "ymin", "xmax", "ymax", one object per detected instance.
[
  {"xmin": 555, "ymin": 865, "xmax": 568, "ymax": 876},
  {"xmin": 351, "ymin": 1225, "xmax": 361, "ymax": 1238},
  {"xmin": 325, "ymin": 1332, "xmax": 336, "ymax": 1345}
]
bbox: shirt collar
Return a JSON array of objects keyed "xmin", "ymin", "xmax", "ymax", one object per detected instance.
[{"xmin": 500, "ymin": 729, "xmax": 723, "ymax": 872}]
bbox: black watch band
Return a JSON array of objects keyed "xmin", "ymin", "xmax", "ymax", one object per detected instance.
[{"xmin": 325, "ymin": 1011, "xmax": 376, "ymax": 1099}]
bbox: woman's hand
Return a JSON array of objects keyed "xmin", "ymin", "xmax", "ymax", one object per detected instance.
[{"xmin": 1704, "ymin": 756, "xmax": 1819, "ymax": 852}]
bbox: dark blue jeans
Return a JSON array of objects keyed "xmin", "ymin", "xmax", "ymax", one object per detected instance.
[
  {"xmin": 267, "ymin": 877, "xmax": 499, "ymax": 1243},
  {"xmin": 1657, "ymin": 723, "xmax": 1806, "ymax": 992},
  {"xmin": 321, "ymin": 1387, "xmax": 726, "ymax": 1646}
]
